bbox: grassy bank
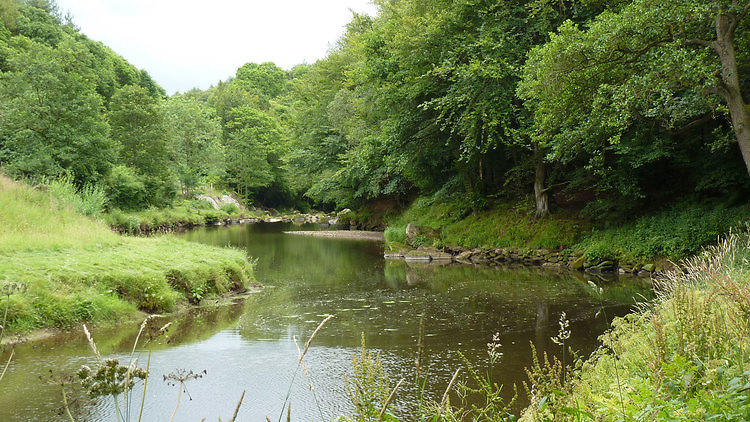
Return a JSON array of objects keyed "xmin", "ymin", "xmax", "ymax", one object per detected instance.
[
  {"xmin": 383, "ymin": 194, "xmax": 750, "ymax": 265},
  {"xmin": 521, "ymin": 232, "xmax": 750, "ymax": 420},
  {"xmin": 104, "ymin": 199, "xmax": 258, "ymax": 234},
  {"xmin": 0, "ymin": 176, "xmax": 255, "ymax": 333}
]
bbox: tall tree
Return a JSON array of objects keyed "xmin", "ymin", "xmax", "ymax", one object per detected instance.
[
  {"xmin": 108, "ymin": 84, "xmax": 174, "ymax": 205},
  {"xmin": 164, "ymin": 95, "xmax": 225, "ymax": 193},
  {"xmin": 0, "ymin": 38, "xmax": 115, "ymax": 184},
  {"xmin": 520, "ymin": 0, "xmax": 750, "ymax": 180}
]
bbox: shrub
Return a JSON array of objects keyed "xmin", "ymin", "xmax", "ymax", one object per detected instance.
[
  {"xmin": 104, "ymin": 165, "xmax": 147, "ymax": 210},
  {"xmin": 45, "ymin": 174, "xmax": 108, "ymax": 217},
  {"xmin": 383, "ymin": 225, "xmax": 406, "ymax": 245},
  {"xmin": 219, "ymin": 202, "xmax": 240, "ymax": 215}
]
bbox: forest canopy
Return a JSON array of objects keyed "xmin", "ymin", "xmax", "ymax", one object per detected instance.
[{"xmin": 1, "ymin": 0, "xmax": 748, "ymax": 221}]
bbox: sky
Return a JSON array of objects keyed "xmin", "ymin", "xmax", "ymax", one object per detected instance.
[{"xmin": 55, "ymin": 0, "xmax": 380, "ymax": 94}]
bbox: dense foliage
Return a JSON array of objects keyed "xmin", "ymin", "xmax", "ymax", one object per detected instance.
[{"xmin": 1, "ymin": 0, "xmax": 749, "ymax": 235}]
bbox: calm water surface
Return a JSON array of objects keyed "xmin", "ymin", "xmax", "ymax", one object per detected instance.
[{"xmin": 0, "ymin": 223, "xmax": 652, "ymax": 421}]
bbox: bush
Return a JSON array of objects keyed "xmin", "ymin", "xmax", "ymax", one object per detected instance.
[
  {"xmin": 578, "ymin": 203, "xmax": 750, "ymax": 261},
  {"xmin": 219, "ymin": 202, "xmax": 240, "ymax": 215},
  {"xmin": 104, "ymin": 165, "xmax": 147, "ymax": 210},
  {"xmin": 45, "ymin": 174, "xmax": 107, "ymax": 217}
]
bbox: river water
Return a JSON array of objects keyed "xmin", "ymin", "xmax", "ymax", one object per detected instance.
[{"xmin": 0, "ymin": 223, "xmax": 652, "ymax": 421}]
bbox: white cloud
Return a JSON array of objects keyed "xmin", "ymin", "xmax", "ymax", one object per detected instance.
[{"xmin": 56, "ymin": 0, "xmax": 379, "ymax": 94}]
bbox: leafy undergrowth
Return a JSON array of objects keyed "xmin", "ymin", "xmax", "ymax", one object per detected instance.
[
  {"xmin": 104, "ymin": 198, "xmax": 261, "ymax": 234},
  {"xmin": 0, "ymin": 176, "xmax": 254, "ymax": 333},
  {"xmin": 576, "ymin": 203, "xmax": 750, "ymax": 263},
  {"xmin": 522, "ymin": 233, "xmax": 750, "ymax": 421}
]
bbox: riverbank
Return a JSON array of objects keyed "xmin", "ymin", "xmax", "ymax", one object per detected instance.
[
  {"xmin": 519, "ymin": 232, "xmax": 750, "ymax": 420},
  {"xmin": 104, "ymin": 199, "xmax": 344, "ymax": 234},
  {"xmin": 0, "ymin": 176, "xmax": 256, "ymax": 334},
  {"xmin": 380, "ymin": 194, "xmax": 750, "ymax": 275}
]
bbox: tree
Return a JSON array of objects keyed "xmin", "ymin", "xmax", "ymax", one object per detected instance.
[
  {"xmin": 108, "ymin": 85, "xmax": 175, "ymax": 205},
  {"xmin": 0, "ymin": 38, "xmax": 115, "ymax": 185},
  {"xmin": 235, "ymin": 62, "xmax": 289, "ymax": 101},
  {"xmin": 164, "ymin": 95, "xmax": 225, "ymax": 193},
  {"xmin": 520, "ymin": 0, "xmax": 750, "ymax": 182},
  {"xmin": 223, "ymin": 105, "xmax": 287, "ymax": 200}
]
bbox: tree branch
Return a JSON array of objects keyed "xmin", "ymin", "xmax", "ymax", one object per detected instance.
[
  {"xmin": 728, "ymin": 2, "xmax": 750, "ymax": 35},
  {"xmin": 541, "ymin": 180, "xmax": 569, "ymax": 194},
  {"xmin": 665, "ymin": 114, "xmax": 713, "ymax": 135}
]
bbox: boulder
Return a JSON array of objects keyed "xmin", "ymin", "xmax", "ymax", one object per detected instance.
[
  {"xmin": 405, "ymin": 223, "xmax": 439, "ymax": 244},
  {"xmin": 456, "ymin": 250, "xmax": 474, "ymax": 262},
  {"xmin": 417, "ymin": 246, "xmax": 452, "ymax": 261},
  {"xmin": 196, "ymin": 195, "xmax": 220, "ymax": 210},
  {"xmin": 219, "ymin": 195, "xmax": 241, "ymax": 208},
  {"xmin": 641, "ymin": 263, "xmax": 655, "ymax": 273}
]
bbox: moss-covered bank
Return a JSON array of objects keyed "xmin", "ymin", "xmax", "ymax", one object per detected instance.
[{"xmin": 0, "ymin": 176, "xmax": 256, "ymax": 333}]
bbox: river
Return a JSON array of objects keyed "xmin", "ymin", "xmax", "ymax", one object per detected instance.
[{"xmin": 0, "ymin": 222, "xmax": 652, "ymax": 421}]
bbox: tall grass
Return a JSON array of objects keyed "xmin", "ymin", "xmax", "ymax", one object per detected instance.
[
  {"xmin": 0, "ymin": 175, "xmax": 118, "ymax": 253},
  {"xmin": 45, "ymin": 174, "xmax": 108, "ymax": 217},
  {"xmin": 520, "ymin": 231, "xmax": 750, "ymax": 420}
]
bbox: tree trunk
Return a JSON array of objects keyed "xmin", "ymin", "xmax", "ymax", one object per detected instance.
[
  {"xmin": 714, "ymin": 13, "xmax": 750, "ymax": 176},
  {"xmin": 534, "ymin": 159, "xmax": 549, "ymax": 218}
]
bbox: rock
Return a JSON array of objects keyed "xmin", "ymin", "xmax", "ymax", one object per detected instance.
[
  {"xmin": 196, "ymin": 195, "xmax": 220, "ymax": 210},
  {"xmin": 470, "ymin": 255, "xmax": 489, "ymax": 264},
  {"xmin": 456, "ymin": 250, "xmax": 474, "ymax": 261},
  {"xmin": 405, "ymin": 223, "xmax": 439, "ymax": 244},
  {"xmin": 641, "ymin": 263, "xmax": 655, "ymax": 272},
  {"xmin": 570, "ymin": 255, "xmax": 585, "ymax": 271},
  {"xmin": 404, "ymin": 250, "xmax": 432, "ymax": 262},
  {"xmin": 317, "ymin": 222, "xmax": 330, "ymax": 229},
  {"xmin": 337, "ymin": 208, "xmax": 352, "ymax": 217},
  {"xmin": 266, "ymin": 217, "xmax": 283, "ymax": 223},
  {"xmin": 328, "ymin": 217, "xmax": 340, "ymax": 226},
  {"xmin": 293, "ymin": 216, "xmax": 307, "ymax": 223},
  {"xmin": 219, "ymin": 195, "xmax": 241, "ymax": 208},
  {"xmin": 590, "ymin": 260, "xmax": 616, "ymax": 271}
]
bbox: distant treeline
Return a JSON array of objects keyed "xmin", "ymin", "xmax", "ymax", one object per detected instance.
[{"xmin": 1, "ymin": 0, "xmax": 749, "ymax": 220}]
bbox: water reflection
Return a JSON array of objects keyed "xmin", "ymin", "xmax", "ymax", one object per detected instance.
[{"xmin": 0, "ymin": 223, "xmax": 652, "ymax": 420}]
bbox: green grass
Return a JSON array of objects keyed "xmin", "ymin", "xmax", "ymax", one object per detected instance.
[
  {"xmin": 0, "ymin": 176, "xmax": 254, "ymax": 333},
  {"xmin": 104, "ymin": 198, "xmax": 262, "ymax": 234},
  {"xmin": 385, "ymin": 194, "xmax": 750, "ymax": 263},
  {"xmin": 385, "ymin": 195, "xmax": 585, "ymax": 251},
  {"xmin": 576, "ymin": 203, "xmax": 750, "ymax": 263},
  {"xmin": 522, "ymin": 233, "xmax": 750, "ymax": 421}
]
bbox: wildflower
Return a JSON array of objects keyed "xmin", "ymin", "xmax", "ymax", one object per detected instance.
[{"xmin": 78, "ymin": 358, "xmax": 147, "ymax": 398}]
